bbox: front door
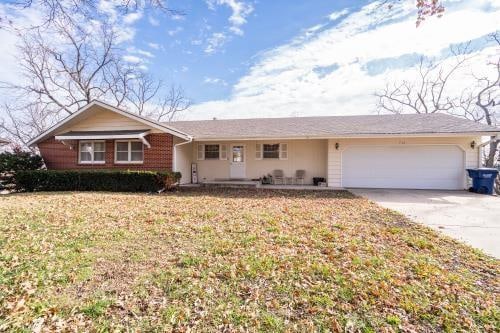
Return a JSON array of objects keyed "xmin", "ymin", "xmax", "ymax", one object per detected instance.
[{"xmin": 230, "ymin": 145, "xmax": 246, "ymax": 179}]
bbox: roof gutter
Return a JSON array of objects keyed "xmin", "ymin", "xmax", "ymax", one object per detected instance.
[{"xmin": 190, "ymin": 131, "xmax": 500, "ymax": 141}]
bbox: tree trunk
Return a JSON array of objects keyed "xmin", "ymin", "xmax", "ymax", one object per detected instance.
[
  {"xmin": 484, "ymin": 138, "xmax": 500, "ymax": 195},
  {"xmin": 484, "ymin": 137, "xmax": 498, "ymax": 168}
]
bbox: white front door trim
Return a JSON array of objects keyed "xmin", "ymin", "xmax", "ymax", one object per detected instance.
[{"xmin": 230, "ymin": 144, "xmax": 246, "ymax": 179}]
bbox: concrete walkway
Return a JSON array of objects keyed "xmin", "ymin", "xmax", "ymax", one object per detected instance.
[{"xmin": 349, "ymin": 189, "xmax": 500, "ymax": 258}]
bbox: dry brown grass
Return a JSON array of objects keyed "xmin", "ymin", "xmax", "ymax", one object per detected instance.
[{"xmin": 0, "ymin": 188, "xmax": 498, "ymax": 332}]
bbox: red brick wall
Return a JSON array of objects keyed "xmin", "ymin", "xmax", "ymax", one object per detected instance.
[{"xmin": 37, "ymin": 133, "xmax": 173, "ymax": 171}]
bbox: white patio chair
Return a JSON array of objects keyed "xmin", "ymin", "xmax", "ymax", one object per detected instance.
[
  {"xmin": 272, "ymin": 169, "xmax": 284, "ymax": 185},
  {"xmin": 295, "ymin": 170, "xmax": 305, "ymax": 185}
]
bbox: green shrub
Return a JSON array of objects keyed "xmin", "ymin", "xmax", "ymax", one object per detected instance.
[
  {"xmin": 0, "ymin": 147, "xmax": 44, "ymax": 190},
  {"xmin": 0, "ymin": 148, "xmax": 43, "ymax": 173},
  {"xmin": 14, "ymin": 170, "xmax": 181, "ymax": 192}
]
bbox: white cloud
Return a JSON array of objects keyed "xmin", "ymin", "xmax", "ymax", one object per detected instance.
[
  {"xmin": 123, "ymin": 11, "xmax": 143, "ymax": 24},
  {"xmin": 97, "ymin": 0, "xmax": 119, "ymax": 22},
  {"xmin": 205, "ymin": 32, "xmax": 228, "ymax": 54},
  {"xmin": 207, "ymin": 0, "xmax": 253, "ymax": 35},
  {"xmin": 328, "ymin": 8, "xmax": 349, "ymax": 21},
  {"xmin": 123, "ymin": 55, "xmax": 142, "ymax": 63},
  {"xmin": 0, "ymin": 3, "xmax": 45, "ymax": 87},
  {"xmin": 148, "ymin": 42, "xmax": 160, "ymax": 49},
  {"xmin": 187, "ymin": 0, "xmax": 500, "ymax": 120},
  {"xmin": 126, "ymin": 47, "xmax": 155, "ymax": 59},
  {"xmin": 202, "ymin": 0, "xmax": 253, "ymax": 53},
  {"xmin": 171, "ymin": 14, "xmax": 186, "ymax": 21},
  {"xmin": 168, "ymin": 26, "xmax": 183, "ymax": 36},
  {"xmin": 148, "ymin": 16, "xmax": 160, "ymax": 26},
  {"xmin": 204, "ymin": 77, "xmax": 228, "ymax": 85},
  {"xmin": 136, "ymin": 49, "xmax": 154, "ymax": 58}
]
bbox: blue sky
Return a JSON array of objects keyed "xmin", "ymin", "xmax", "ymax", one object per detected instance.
[
  {"xmin": 0, "ymin": 0, "xmax": 499, "ymax": 120},
  {"xmin": 130, "ymin": 0, "xmax": 363, "ymax": 103}
]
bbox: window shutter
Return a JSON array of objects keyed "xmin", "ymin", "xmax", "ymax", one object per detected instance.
[
  {"xmin": 197, "ymin": 144, "xmax": 205, "ymax": 160},
  {"xmin": 279, "ymin": 143, "xmax": 288, "ymax": 160},
  {"xmin": 220, "ymin": 144, "xmax": 228, "ymax": 160},
  {"xmin": 255, "ymin": 143, "xmax": 262, "ymax": 160}
]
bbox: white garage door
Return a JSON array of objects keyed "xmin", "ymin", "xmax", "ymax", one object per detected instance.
[{"xmin": 342, "ymin": 145, "xmax": 464, "ymax": 190}]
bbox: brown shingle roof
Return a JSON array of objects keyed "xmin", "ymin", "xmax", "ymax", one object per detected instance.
[{"xmin": 167, "ymin": 113, "xmax": 500, "ymax": 139}]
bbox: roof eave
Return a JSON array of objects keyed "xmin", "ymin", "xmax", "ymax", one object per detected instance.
[
  {"xmin": 27, "ymin": 100, "xmax": 191, "ymax": 146},
  {"xmin": 191, "ymin": 131, "xmax": 500, "ymax": 141}
]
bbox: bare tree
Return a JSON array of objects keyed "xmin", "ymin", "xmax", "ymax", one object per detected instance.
[
  {"xmin": 153, "ymin": 85, "xmax": 191, "ymax": 122},
  {"xmin": 1, "ymin": 0, "xmax": 184, "ymax": 29},
  {"xmin": 0, "ymin": 103, "xmax": 59, "ymax": 148},
  {"xmin": 0, "ymin": 17, "xmax": 190, "ymax": 147},
  {"xmin": 1, "ymin": 20, "xmax": 123, "ymax": 114},
  {"xmin": 127, "ymin": 72, "xmax": 162, "ymax": 116},
  {"xmin": 454, "ymin": 34, "xmax": 499, "ymax": 169},
  {"xmin": 376, "ymin": 43, "xmax": 473, "ymax": 114},
  {"xmin": 376, "ymin": 35, "xmax": 499, "ymax": 192}
]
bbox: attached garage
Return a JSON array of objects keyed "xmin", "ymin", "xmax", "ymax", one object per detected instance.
[{"xmin": 341, "ymin": 145, "xmax": 465, "ymax": 190}]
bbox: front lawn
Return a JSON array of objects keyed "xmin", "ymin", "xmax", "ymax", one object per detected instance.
[{"xmin": 0, "ymin": 189, "xmax": 498, "ymax": 332}]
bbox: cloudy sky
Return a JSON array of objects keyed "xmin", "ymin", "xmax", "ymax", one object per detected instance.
[{"xmin": 0, "ymin": 0, "xmax": 499, "ymax": 120}]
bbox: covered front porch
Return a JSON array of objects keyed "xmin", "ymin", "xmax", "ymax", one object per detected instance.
[
  {"xmin": 181, "ymin": 179, "xmax": 335, "ymax": 190},
  {"xmin": 173, "ymin": 138, "xmax": 329, "ymax": 186}
]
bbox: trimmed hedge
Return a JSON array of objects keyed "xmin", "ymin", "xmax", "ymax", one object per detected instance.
[{"xmin": 14, "ymin": 170, "xmax": 181, "ymax": 192}]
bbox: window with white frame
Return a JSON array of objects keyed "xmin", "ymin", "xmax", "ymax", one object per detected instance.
[
  {"xmin": 115, "ymin": 140, "xmax": 144, "ymax": 163},
  {"xmin": 263, "ymin": 144, "xmax": 280, "ymax": 159},
  {"xmin": 197, "ymin": 144, "xmax": 228, "ymax": 160},
  {"xmin": 256, "ymin": 143, "xmax": 288, "ymax": 160},
  {"xmin": 204, "ymin": 144, "xmax": 220, "ymax": 159},
  {"xmin": 79, "ymin": 141, "xmax": 105, "ymax": 164}
]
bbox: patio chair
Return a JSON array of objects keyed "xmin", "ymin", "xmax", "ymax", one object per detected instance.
[
  {"xmin": 295, "ymin": 170, "xmax": 306, "ymax": 185},
  {"xmin": 272, "ymin": 169, "xmax": 284, "ymax": 185}
]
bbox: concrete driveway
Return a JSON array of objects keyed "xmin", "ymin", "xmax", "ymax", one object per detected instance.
[{"xmin": 349, "ymin": 189, "xmax": 500, "ymax": 258}]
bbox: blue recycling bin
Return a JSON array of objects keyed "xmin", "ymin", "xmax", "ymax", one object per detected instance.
[{"xmin": 466, "ymin": 168, "xmax": 499, "ymax": 195}]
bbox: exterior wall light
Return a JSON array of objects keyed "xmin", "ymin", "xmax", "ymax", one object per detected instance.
[
  {"xmin": 470, "ymin": 141, "xmax": 476, "ymax": 149},
  {"xmin": 335, "ymin": 142, "xmax": 339, "ymax": 150}
]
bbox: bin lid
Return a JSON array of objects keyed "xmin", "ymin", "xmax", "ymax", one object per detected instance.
[{"xmin": 467, "ymin": 168, "xmax": 498, "ymax": 171}]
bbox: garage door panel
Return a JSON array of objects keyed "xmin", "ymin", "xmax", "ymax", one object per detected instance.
[
  {"xmin": 345, "ymin": 177, "xmax": 459, "ymax": 189},
  {"xmin": 342, "ymin": 145, "xmax": 464, "ymax": 190}
]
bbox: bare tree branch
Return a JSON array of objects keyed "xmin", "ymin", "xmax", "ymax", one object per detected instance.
[
  {"xmin": 1, "ymin": 0, "xmax": 185, "ymax": 30},
  {"xmin": 0, "ymin": 16, "xmax": 191, "ymax": 147},
  {"xmin": 376, "ymin": 44, "xmax": 474, "ymax": 114}
]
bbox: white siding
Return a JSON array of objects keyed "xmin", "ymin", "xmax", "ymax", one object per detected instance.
[
  {"xmin": 56, "ymin": 107, "xmax": 161, "ymax": 134},
  {"xmin": 173, "ymin": 137, "xmax": 193, "ymax": 184},
  {"xmin": 191, "ymin": 139, "xmax": 328, "ymax": 184}
]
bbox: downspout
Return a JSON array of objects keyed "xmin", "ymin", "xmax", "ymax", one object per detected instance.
[
  {"xmin": 477, "ymin": 135, "xmax": 498, "ymax": 167},
  {"xmin": 173, "ymin": 136, "xmax": 193, "ymax": 172}
]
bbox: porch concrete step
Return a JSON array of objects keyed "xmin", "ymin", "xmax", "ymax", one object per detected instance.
[{"xmin": 201, "ymin": 180, "xmax": 259, "ymax": 189}]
